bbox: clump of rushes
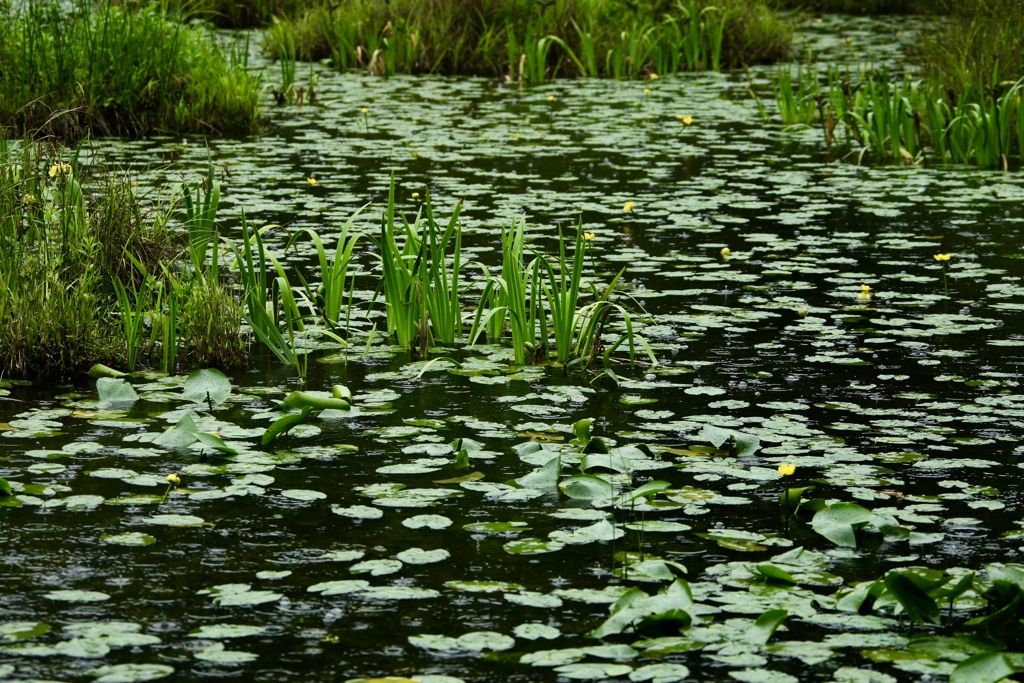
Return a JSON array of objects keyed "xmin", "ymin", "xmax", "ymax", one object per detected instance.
[
  {"xmin": 265, "ymin": 0, "xmax": 790, "ymax": 80},
  {"xmin": 0, "ymin": 1, "xmax": 262, "ymax": 139},
  {"xmin": 777, "ymin": 66, "xmax": 1024, "ymax": 168}
]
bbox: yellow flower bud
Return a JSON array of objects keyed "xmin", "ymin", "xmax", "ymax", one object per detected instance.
[
  {"xmin": 584, "ymin": 232, "xmax": 595, "ymax": 241},
  {"xmin": 934, "ymin": 253, "xmax": 951, "ymax": 262},
  {"xmin": 721, "ymin": 247, "xmax": 731, "ymax": 258},
  {"xmin": 623, "ymin": 201, "xmax": 635, "ymax": 212},
  {"xmin": 307, "ymin": 177, "xmax": 318, "ymax": 185},
  {"xmin": 166, "ymin": 474, "xmax": 181, "ymax": 486},
  {"xmin": 778, "ymin": 464, "xmax": 796, "ymax": 476}
]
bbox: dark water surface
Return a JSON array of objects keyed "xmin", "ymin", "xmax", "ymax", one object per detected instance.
[{"xmin": 3, "ymin": 14, "xmax": 1024, "ymax": 683}]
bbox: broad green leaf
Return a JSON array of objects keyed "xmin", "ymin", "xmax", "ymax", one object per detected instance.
[
  {"xmin": 950, "ymin": 652, "xmax": 1020, "ymax": 683},
  {"xmin": 515, "ymin": 455, "xmax": 561, "ymax": 489},
  {"xmin": 884, "ymin": 572, "xmax": 940, "ymax": 625},
  {"xmin": 617, "ymin": 480, "xmax": 671, "ymax": 505},
  {"xmin": 153, "ymin": 411, "xmax": 200, "ymax": 448},
  {"xmin": 97, "ymin": 378, "xmax": 139, "ymax": 404},
  {"xmin": 193, "ymin": 431, "xmax": 239, "ymax": 455},
  {"xmin": 560, "ymin": 474, "xmax": 614, "ymax": 499},
  {"xmin": 183, "ymin": 369, "xmax": 232, "ymax": 404},
  {"xmin": 811, "ymin": 503, "xmax": 875, "ymax": 548},
  {"xmin": 755, "ymin": 565, "xmax": 798, "ymax": 585},
  {"xmin": 745, "ymin": 609, "xmax": 788, "ymax": 646},
  {"xmin": 262, "ymin": 408, "xmax": 313, "ymax": 445}
]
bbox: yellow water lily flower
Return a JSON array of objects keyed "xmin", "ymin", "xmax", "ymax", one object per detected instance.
[
  {"xmin": 857, "ymin": 284, "xmax": 872, "ymax": 300},
  {"xmin": 166, "ymin": 473, "xmax": 181, "ymax": 486},
  {"xmin": 584, "ymin": 232, "xmax": 595, "ymax": 240},
  {"xmin": 643, "ymin": 88, "xmax": 651, "ymax": 95},
  {"xmin": 934, "ymin": 253, "xmax": 951, "ymax": 261},
  {"xmin": 676, "ymin": 114, "xmax": 693, "ymax": 125},
  {"xmin": 411, "ymin": 192, "xmax": 420, "ymax": 199},
  {"xmin": 48, "ymin": 162, "xmax": 72, "ymax": 178},
  {"xmin": 547, "ymin": 95, "xmax": 556, "ymax": 102},
  {"xmin": 623, "ymin": 201, "xmax": 635, "ymax": 212},
  {"xmin": 649, "ymin": 72, "xmax": 659, "ymax": 80},
  {"xmin": 360, "ymin": 107, "xmax": 369, "ymax": 114},
  {"xmin": 778, "ymin": 464, "xmax": 796, "ymax": 476},
  {"xmin": 307, "ymin": 177, "xmax": 318, "ymax": 185},
  {"xmin": 721, "ymin": 247, "xmax": 731, "ymax": 258}
]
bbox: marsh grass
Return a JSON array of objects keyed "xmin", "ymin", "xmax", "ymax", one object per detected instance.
[
  {"xmin": 0, "ymin": 142, "xmax": 106, "ymax": 376},
  {"xmin": 0, "ymin": 140, "xmax": 255, "ymax": 377},
  {"xmin": 0, "ymin": 1, "xmax": 262, "ymax": 139},
  {"xmin": 915, "ymin": 0, "xmax": 1024, "ymax": 100},
  {"xmin": 776, "ymin": 66, "xmax": 1024, "ymax": 168},
  {"xmin": 370, "ymin": 175, "xmax": 464, "ymax": 354},
  {"xmin": 266, "ymin": 0, "xmax": 790, "ymax": 80}
]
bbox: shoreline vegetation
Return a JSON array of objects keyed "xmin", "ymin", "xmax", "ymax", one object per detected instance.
[
  {"xmin": 0, "ymin": 1, "xmax": 263, "ymax": 139},
  {"xmin": 0, "ymin": 146, "xmax": 650, "ymax": 380},
  {"xmin": 1, "ymin": 0, "xmax": 1023, "ymax": 377},
  {"xmin": 262, "ymin": 0, "xmax": 792, "ymax": 80}
]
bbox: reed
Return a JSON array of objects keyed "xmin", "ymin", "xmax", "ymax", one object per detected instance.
[
  {"xmin": 286, "ymin": 207, "xmax": 366, "ymax": 332},
  {"xmin": 230, "ymin": 217, "xmax": 304, "ymax": 376},
  {"xmin": 370, "ymin": 175, "xmax": 464, "ymax": 353},
  {"xmin": 469, "ymin": 215, "xmax": 543, "ymax": 365},
  {"xmin": 793, "ymin": 67, "xmax": 1023, "ymax": 168},
  {"xmin": 773, "ymin": 65, "xmax": 821, "ymax": 127}
]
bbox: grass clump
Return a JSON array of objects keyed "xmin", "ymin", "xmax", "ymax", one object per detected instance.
[
  {"xmin": 167, "ymin": 0, "xmax": 311, "ymax": 27},
  {"xmin": 0, "ymin": 140, "xmax": 251, "ymax": 378},
  {"xmin": 773, "ymin": 66, "xmax": 1024, "ymax": 168},
  {"xmin": 915, "ymin": 0, "xmax": 1024, "ymax": 99},
  {"xmin": 266, "ymin": 0, "xmax": 791, "ymax": 80},
  {"xmin": 0, "ymin": 1, "xmax": 262, "ymax": 139}
]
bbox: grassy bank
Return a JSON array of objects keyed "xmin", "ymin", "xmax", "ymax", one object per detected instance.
[
  {"xmin": 0, "ymin": 141, "xmax": 246, "ymax": 378},
  {"xmin": 915, "ymin": 0, "xmax": 1024, "ymax": 99},
  {"xmin": 0, "ymin": 2, "xmax": 263, "ymax": 139},
  {"xmin": 266, "ymin": 0, "xmax": 792, "ymax": 80}
]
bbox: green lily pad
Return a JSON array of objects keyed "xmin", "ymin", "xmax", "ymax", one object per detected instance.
[
  {"xmin": 402, "ymin": 514, "xmax": 452, "ymax": 529},
  {"xmin": 0, "ymin": 622, "xmax": 51, "ymax": 641},
  {"xmin": 101, "ymin": 532, "xmax": 157, "ymax": 547},
  {"xmin": 44, "ymin": 590, "xmax": 110, "ymax": 602},
  {"xmin": 194, "ymin": 642, "xmax": 258, "ymax": 664},
  {"xmin": 145, "ymin": 514, "xmax": 206, "ymax": 527},
  {"xmin": 183, "ymin": 369, "xmax": 232, "ymax": 404},
  {"xmin": 280, "ymin": 489, "xmax": 327, "ymax": 501},
  {"xmin": 396, "ymin": 548, "xmax": 450, "ymax": 564},
  {"xmin": 188, "ymin": 624, "xmax": 268, "ymax": 639},
  {"xmin": 89, "ymin": 663, "xmax": 175, "ymax": 682}
]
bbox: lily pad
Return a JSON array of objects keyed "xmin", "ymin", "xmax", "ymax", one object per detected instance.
[{"xmin": 101, "ymin": 532, "xmax": 157, "ymax": 547}]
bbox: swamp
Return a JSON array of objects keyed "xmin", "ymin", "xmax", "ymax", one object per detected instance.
[{"xmin": 2, "ymin": 1, "xmax": 1024, "ymax": 682}]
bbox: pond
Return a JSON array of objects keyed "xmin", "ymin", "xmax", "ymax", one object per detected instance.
[{"xmin": 3, "ymin": 14, "xmax": 1024, "ymax": 683}]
